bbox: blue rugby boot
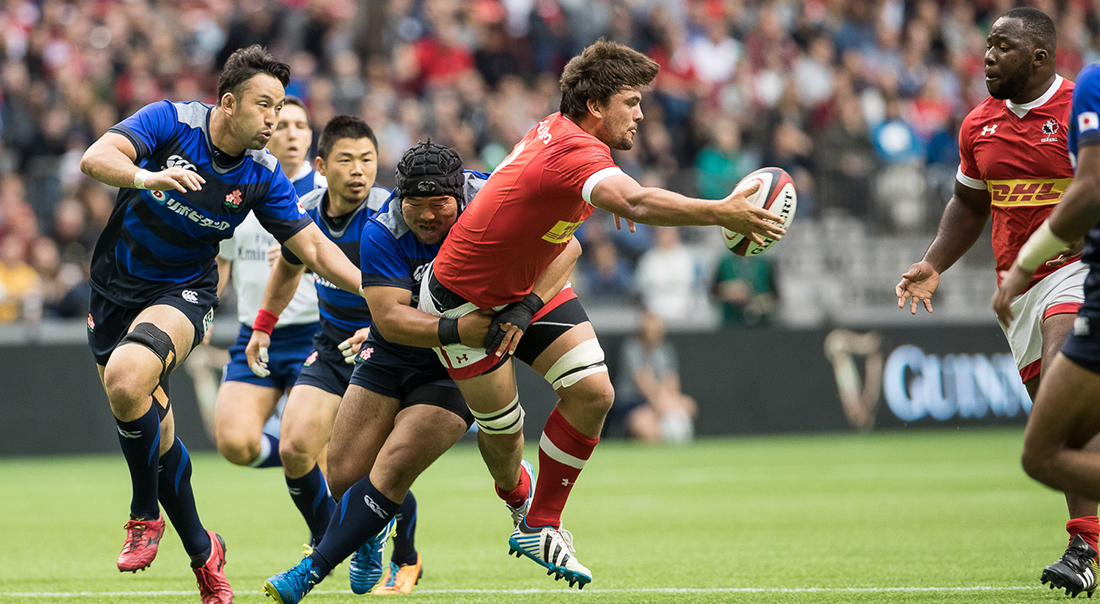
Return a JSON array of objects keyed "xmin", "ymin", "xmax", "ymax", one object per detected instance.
[
  {"xmin": 508, "ymin": 521, "xmax": 592, "ymax": 589},
  {"xmin": 349, "ymin": 517, "xmax": 396, "ymax": 594},
  {"xmin": 263, "ymin": 557, "xmax": 323, "ymax": 604}
]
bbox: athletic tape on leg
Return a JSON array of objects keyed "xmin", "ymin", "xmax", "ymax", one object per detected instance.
[
  {"xmin": 120, "ymin": 323, "xmax": 177, "ymax": 376},
  {"xmin": 470, "ymin": 394, "xmax": 524, "ymax": 434},
  {"xmin": 544, "ymin": 339, "xmax": 607, "ymax": 390}
]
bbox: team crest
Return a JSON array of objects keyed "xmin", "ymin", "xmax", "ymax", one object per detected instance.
[
  {"xmin": 304, "ymin": 350, "xmax": 318, "ymax": 367},
  {"xmin": 1042, "ymin": 118, "xmax": 1060, "ymax": 143},
  {"xmin": 357, "ymin": 347, "xmax": 374, "ymax": 362},
  {"xmin": 224, "ymin": 189, "xmax": 243, "ymax": 209},
  {"xmin": 86, "ymin": 313, "xmax": 95, "ymax": 332}
]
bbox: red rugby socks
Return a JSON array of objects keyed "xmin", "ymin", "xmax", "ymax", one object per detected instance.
[
  {"xmin": 1067, "ymin": 516, "xmax": 1100, "ymax": 559},
  {"xmin": 524, "ymin": 407, "xmax": 598, "ymax": 529}
]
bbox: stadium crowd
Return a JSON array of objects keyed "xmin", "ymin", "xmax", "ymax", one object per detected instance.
[{"xmin": 2, "ymin": 0, "xmax": 1098, "ymax": 325}]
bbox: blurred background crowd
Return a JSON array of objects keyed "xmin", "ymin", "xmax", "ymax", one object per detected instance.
[{"xmin": 0, "ymin": 0, "xmax": 1094, "ymax": 329}]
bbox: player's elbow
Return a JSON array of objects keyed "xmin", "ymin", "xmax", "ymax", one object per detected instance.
[{"xmin": 79, "ymin": 148, "xmax": 99, "ymax": 178}]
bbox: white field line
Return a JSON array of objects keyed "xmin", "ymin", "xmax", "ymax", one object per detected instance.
[{"xmin": 0, "ymin": 585, "xmax": 1041, "ymax": 597}]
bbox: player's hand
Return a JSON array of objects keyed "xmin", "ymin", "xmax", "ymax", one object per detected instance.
[
  {"xmin": 613, "ymin": 213, "xmax": 636, "ymax": 233},
  {"xmin": 483, "ymin": 294, "xmax": 543, "ymax": 357},
  {"xmin": 993, "ymin": 263, "xmax": 1031, "ymax": 323},
  {"xmin": 246, "ymin": 330, "xmax": 272, "ymax": 377},
  {"xmin": 458, "ymin": 309, "xmax": 493, "ymax": 349},
  {"xmin": 896, "ymin": 261, "xmax": 940, "ymax": 315},
  {"xmin": 1046, "ymin": 237, "xmax": 1085, "ymax": 267},
  {"xmin": 144, "ymin": 167, "xmax": 205, "ymax": 193},
  {"xmin": 266, "ymin": 244, "xmax": 282, "ymax": 269},
  {"xmin": 718, "ymin": 179, "xmax": 785, "ymax": 245},
  {"xmin": 338, "ymin": 327, "xmax": 371, "ymax": 364}
]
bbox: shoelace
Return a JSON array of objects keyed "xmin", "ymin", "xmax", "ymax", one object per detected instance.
[
  {"xmin": 384, "ymin": 563, "xmax": 399, "ymax": 588},
  {"xmin": 195, "ymin": 565, "xmax": 230, "ymax": 597},
  {"xmin": 123, "ymin": 523, "xmax": 146, "ymax": 552},
  {"xmin": 556, "ymin": 528, "xmax": 577, "ymax": 555}
]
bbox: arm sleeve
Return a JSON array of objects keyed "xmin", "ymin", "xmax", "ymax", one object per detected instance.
[
  {"xmin": 546, "ymin": 138, "xmax": 623, "ymax": 205},
  {"xmin": 956, "ymin": 115, "xmax": 985, "ymax": 190},
  {"xmin": 218, "ymin": 237, "xmax": 236, "ymax": 261},
  {"xmin": 359, "ymin": 221, "xmax": 415, "ymax": 291},
  {"xmin": 254, "ymin": 172, "xmax": 314, "ymax": 243},
  {"xmin": 1076, "ymin": 67, "xmax": 1100, "ymax": 148},
  {"xmin": 107, "ymin": 100, "xmax": 178, "ymax": 160}
]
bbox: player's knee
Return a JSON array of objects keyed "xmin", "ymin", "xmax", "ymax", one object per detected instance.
[
  {"xmin": 568, "ymin": 378, "xmax": 615, "ymax": 416},
  {"xmin": 216, "ymin": 433, "xmax": 260, "ymax": 467},
  {"xmin": 102, "ymin": 365, "xmax": 153, "ymax": 412},
  {"xmin": 1021, "ymin": 444, "xmax": 1055, "ymax": 484},
  {"xmin": 278, "ymin": 437, "xmax": 315, "ymax": 471}
]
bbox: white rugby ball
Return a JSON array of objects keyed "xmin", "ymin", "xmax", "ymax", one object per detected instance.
[{"xmin": 722, "ymin": 167, "xmax": 797, "ymax": 257}]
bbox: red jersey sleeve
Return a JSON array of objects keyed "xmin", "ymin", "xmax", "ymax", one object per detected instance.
[
  {"xmin": 545, "ymin": 136, "xmax": 623, "ymax": 204},
  {"xmin": 956, "ymin": 114, "xmax": 986, "ymax": 189}
]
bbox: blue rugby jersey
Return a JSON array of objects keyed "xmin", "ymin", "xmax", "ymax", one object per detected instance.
[
  {"xmin": 284, "ymin": 186, "xmax": 390, "ymax": 342},
  {"xmin": 359, "ymin": 171, "xmax": 488, "ymax": 358},
  {"xmin": 289, "ymin": 162, "xmax": 328, "ymax": 198},
  {"xmin": 1067, "ymin": 64, "xmax": 1100, "ymax": 313},
  {"xmin": 91, "ymin": 100, "xmax": 312, "ymax": 307}
]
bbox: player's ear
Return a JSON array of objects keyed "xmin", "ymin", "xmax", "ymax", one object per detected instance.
[
  {"xmin": 586, "ymin": 98, "xmax": 603, "ymax": 120},
  {"xmin": 313, "ymin": 154, "xmax": 326, "ymax": 176},
  {"xmin": 1034, "ymin": 47, "xmax": 1049, "ymax": 67},
  {"xmin": 220, "ymin": 92, "xmax": 236, "ymax": 115}
]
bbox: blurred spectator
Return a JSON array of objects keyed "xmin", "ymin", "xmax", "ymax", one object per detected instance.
[
  {"xmin": 0, "ymin": 236, "xmax": 40, "ymax": 324},
  {"xmin": 816, "ymin": 97, "xmax": 876, "ymax": 217},
  {"xmin": 577, "ymin": 239, "xmax": 632, "ymax": 299},
  {"xmin": 611, "ymin": 310, "xmax": 697, "ymax": 444},
  {"xmin": 711, "ymin": 252, "xmax": 778, "ymax": 327},
  {"xmin": 694, "ymin": 116, "xmax": 743, "ymax": 200},
  {"xmin": 634, "ymin": 226, "xmax": 707, "ymax": 324}
]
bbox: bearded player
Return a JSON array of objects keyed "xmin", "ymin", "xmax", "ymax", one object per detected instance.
[
  {"xmin": 415, "ymin": 39, "xmax": 784, "ymax": 588},
  {"xmin": 895, "ymin": 7, "xmax": 1096, "ymax": 585}
]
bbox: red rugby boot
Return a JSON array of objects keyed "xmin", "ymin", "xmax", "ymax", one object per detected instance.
[
  {"xmin": 117, "ymin": 516, "xmax": 165, "ymax": 572},
  {"xmin": 192, "ymin": 531, "xmax": 233, "ymax": 604}
]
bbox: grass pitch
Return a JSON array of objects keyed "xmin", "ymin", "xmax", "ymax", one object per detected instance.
[{"xmin": 0, "ymin": 428, "xmax": 1084, "ymax": 603}]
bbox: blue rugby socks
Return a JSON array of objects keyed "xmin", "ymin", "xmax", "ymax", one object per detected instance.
[
  {"xmin": 157, "ymin": 437, "xmax": 212, "ymax": 561},
  {"xmin": 311, "ymin": 477, "xmax": 401, "ymax": 576},
  {"xmin": 286, "ymin": 464, "xmax": 336, "ymax": 545},
  {"xmin": 249, "ymin": 433, "xmax": 282, "ymax": 468},
  {"xmin": 115, "ymin": 405, "xmax": 161, "ymax": 520},
  {"xmin": 391, "ymin": 491, "xmax": 419, "ymax": 567}
]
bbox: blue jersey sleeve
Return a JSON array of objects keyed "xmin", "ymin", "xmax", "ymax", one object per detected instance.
[
  {"xmin": 107, "ymin": 100, "xmax": 179, "ymax": 160},
  {"xmin": 1075, "ymin": 65, "xmax": 1100, "ymax": 148},
  {"xmin": 360, "ymin": 220, "xmax": 413, "ymax": 291},
  {"xmin": 254, "ymin": 171, "xmax": 313, "ymax": 244}
]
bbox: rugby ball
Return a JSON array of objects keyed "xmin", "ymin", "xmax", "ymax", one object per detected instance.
[{"xmin": 722, "ymin": 167, "xmax": 797, "ymax": 257}]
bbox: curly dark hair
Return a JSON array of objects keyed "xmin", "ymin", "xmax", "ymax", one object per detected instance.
[{"xmin": 559, "ymin": 39, "xmax": 659, "ymax": 120}]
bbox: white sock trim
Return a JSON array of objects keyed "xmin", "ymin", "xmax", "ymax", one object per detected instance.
[{"xmin": 539, "ymin": 432, "xmax": 587, "ymax": 470}]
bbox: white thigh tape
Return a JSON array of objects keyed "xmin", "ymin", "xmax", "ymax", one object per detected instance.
[
  {"xmin": 470, "ymin": 394, "xmax": 525, "ymax": 434},
  {"xmin": 544, "ymin": 339, "xmax": 607, "ymax": 390}
]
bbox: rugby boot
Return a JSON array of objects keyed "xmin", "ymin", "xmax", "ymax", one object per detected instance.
[
  {"xmin": 192, "ymin": 531, "xmax": 233, "ymax": 604},
  {"xmin": 1042, "ymin": 534, "xmax": 1099, "ymax": 598},
  {"xmin": 373, "ymin": 554, "xmax": 423, "ymax": 595},
  {"xmin": 264, "ymin": 557, "xmax": 322, "ymax": 604},
  {"xmin": 349, "ymin": 517, "xmax": 396, "ymax": 594},
  {"xmin": 508, "ymin": 521, "xmax": 592, "ymax": 589},
  {"xmin": 506, "ymin": 460, "xmax": 536, "ymax": 527},
  {"xmin": 117, "ymin": 516, "xmax": 166, "ymax": 572}
]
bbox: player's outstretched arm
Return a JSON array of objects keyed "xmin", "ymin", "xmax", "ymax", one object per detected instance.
[
  {"xmin": 995, "ymin": 144, "xmax": 1100, "ymax": 322},
  {"xmin": 80, "ymin": 132, "xmax": 205, "ymax": 192},
  {"xmin": 896, "ymin": 182, "xmax": 991, "ymax": 315},
  {"xmin": 282, "ymin": 223, "xmax": 362, "ymax": 296},
  {"xmin": 589, "ymin": 173, "xmax": 785, "ymax": 243}
]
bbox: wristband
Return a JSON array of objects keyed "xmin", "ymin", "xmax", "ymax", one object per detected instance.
[
  {"xmin": 133, "ymin": 169, "xmax": 151, "ymax": 190},
  {"xmin": 1016, "ymin": 222, "xmax": 1069, "ymax": 272},
  {"xmin": 438, "ymin": 317, "xmax": 461, "ymax": 346},
  {"xmin": 252, "ymin": 308, "xmax": 279, "ymax": 335}
]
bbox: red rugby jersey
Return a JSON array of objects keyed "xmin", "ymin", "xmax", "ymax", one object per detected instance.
[
  {"xmin": 957, "ymin": 75, "xmax": 1077, "ymax": 288},
  {"xmin": 433, "ymin": 113, "xmax": 623, "ymax": 307}
]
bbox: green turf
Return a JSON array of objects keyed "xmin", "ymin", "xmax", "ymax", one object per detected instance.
[{"xmin": 0, "ymin": 428, "xmax": 1086, "ymax": 603}]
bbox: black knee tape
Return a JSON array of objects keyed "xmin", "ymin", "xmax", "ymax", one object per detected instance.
[{"xmin": 120, "ymin": 323, "xmax": 177, "ymax": 377}]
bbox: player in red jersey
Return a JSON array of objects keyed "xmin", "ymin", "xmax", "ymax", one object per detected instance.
[
  {"xmin": 416, "ymin": 39, "xmax": 785, "ymax": 588},
  {"xmin": 895, "ymin": 7, "xmax": 1097, "ymax": 583}
]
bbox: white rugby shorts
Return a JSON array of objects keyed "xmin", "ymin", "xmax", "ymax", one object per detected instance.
[{"xmin": 998, "ymin": 260, "xmax": 1086, "ymax": 382}]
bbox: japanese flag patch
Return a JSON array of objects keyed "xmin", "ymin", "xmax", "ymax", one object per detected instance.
[{"xmin": 1079, "ymin": 111, "xmax": 1099, "ymax": 132}]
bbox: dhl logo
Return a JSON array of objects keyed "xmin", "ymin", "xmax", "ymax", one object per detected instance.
[
  {"xmin": 542, "ymin": 219, "xmax": 583, "ymax": 243},
  {"xmin": 987, "ymin": 178, "xmax": 1071, "ymax": 206}
]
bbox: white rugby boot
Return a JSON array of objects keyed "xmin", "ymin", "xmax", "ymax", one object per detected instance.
[{"xmin": 508, "ymin": 521, "xmax": 592, "ymax": 589}]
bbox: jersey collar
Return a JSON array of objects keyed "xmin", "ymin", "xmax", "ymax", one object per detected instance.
[
  {"xmin": 1006, "ymin": 74, "xmax": 1063, "ymax": 118},
  {"xmin": 290, "ymin": 162, "xmax": 313, "ymax": 183}
]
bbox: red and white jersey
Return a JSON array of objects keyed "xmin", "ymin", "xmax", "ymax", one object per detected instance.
[
  {"xmin": 433, "ymin": 112, "xmax": 623, "ymax": 307},
  {"xmin": 957, "ymin": 74, "xmax": 1076, "ymax": 288}
]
